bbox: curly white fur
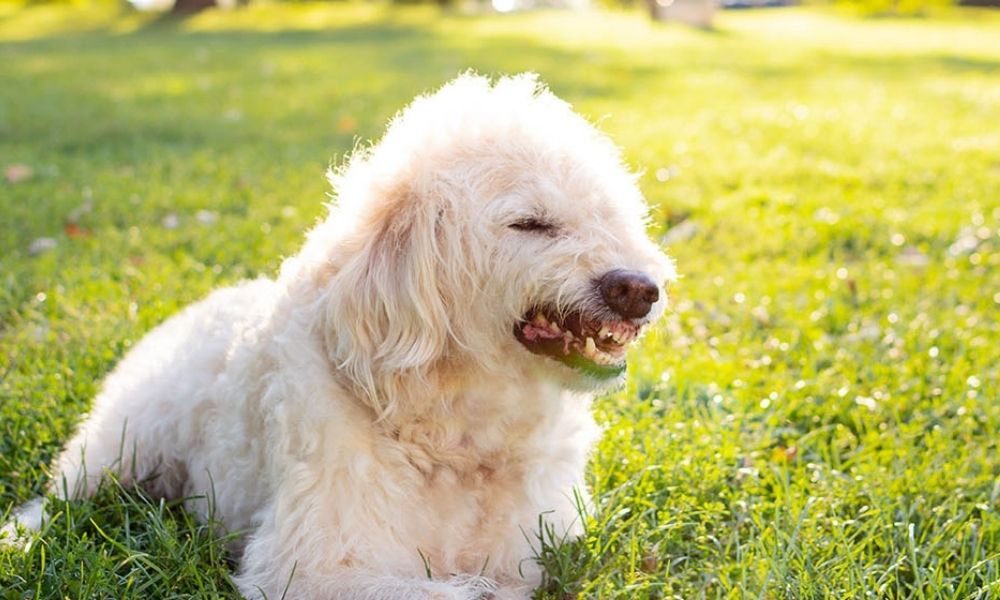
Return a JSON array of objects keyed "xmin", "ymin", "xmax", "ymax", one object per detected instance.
[{"xmin": 2, "ymin": 74, "xmax": 675, "ymax": 599}]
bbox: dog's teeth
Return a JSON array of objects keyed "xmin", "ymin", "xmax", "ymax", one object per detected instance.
[
  {"xmin": 585, "ymin": 337, "xmax": 596, "ymax": 356},
  {"xmin": 591, "ymin": 347, "xmax": 610, "ymax": 365},
  {"xmin": 533, "ymin": 313, "xmax": 548, "ymax": 326},
  {"xmin": 599, "ymin": 326, "xmax": 611, "ymax": 340},
  {"xmin": 550, "ymin": 322, "xmax": 560, "ymax": 333}
]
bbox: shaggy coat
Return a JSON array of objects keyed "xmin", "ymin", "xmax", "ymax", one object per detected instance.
[{"xmin": 3, "ymin": 74, "xmax": 675, "ymax": 599}]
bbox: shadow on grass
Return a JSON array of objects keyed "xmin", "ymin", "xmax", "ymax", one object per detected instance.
[
  {"xmin": 1, "ymin": 14, "xmax": 995, "ymax": 260},
  {"xmin": 0, "ymin": 21, "xmax": 664, "ymax": 157}
]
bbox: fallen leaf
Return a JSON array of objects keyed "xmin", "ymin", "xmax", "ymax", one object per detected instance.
[
  {"xmin": 772, "ymin": 446, "xmax": 797, "ymax": 463},
  {"xmin": 640, "ymin": 550, "xmax": 658, "ymax": 573},
  {"xmin": 64, "ymin": 222, "xmax": 91, "ymax": 239},
  {"xmin": 337, "ymin": 115, "xmax": 357, "ymax": 134},
  {"xmin": 5, "ymin": 164, "xmax": 33, "ymax": 184}
]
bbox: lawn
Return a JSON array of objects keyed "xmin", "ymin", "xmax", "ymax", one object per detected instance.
[{"xmin": 1, "ymin": 2, "xmax": 999, "ymax": 598}]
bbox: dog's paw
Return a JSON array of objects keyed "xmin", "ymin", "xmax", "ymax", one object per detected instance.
[
  {"xmin": 1, "ymin": 498, "xmax": 46, "ymax": 551},
  {"xmin": 0, "ymin": 521, "xmax": 29, "ymax": 550},
  {"xmin": 481, "ymin": 584, "xmax": 534, "ymax": 600},
  {"xmin": 426, "ymin": 574, "xmax": 498, "ymax": 600}
]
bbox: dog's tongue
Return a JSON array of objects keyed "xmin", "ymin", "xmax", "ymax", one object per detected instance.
[{"xmin": 521, "ymin": 322, "xmax": 563, "ymax": 342}]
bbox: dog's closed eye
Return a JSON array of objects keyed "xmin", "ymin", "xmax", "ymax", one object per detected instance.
[{"xmin": 509, "ymin": 217, "xmax": 557, "ymax": 234}]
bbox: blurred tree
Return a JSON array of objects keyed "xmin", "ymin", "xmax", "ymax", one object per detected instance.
[
  {"xmin": 172, "ymin": 0, "xmax": 217, "ymax": 11},
  {"xmin": 835, "ymin": 0, "xmax": 954, "ymax": 14},
  {"xmin": 646, "ymin": 0, "xmax": 718, "ymax": 27}
]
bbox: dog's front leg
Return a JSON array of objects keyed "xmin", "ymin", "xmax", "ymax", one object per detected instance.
[
  {"xmin": 483, "ymin": 583, "xmax": 535, "ymax": 600},
  {"xmin": 234, "ymin": 527, "xmax": 501, "ymax": 600},
  {"xmin": 235, "ymin": 566, "xmax": 500, "ymax": 600}
]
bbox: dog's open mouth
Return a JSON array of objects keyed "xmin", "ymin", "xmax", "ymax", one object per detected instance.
[{"xmin": 513, "ymin": 308, "xmax": 641, "ymax": 379}]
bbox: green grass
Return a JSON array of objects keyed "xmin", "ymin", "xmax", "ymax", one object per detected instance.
[{"xmin": 2, "ymin": 3, "xmax": 999, "ymax": 598}]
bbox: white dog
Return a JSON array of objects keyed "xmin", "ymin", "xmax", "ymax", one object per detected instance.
[{"xmin": 2, "ymin": 74, "xmax": 675, "ymax": 599}]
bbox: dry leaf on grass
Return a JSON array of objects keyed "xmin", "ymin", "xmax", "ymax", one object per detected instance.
[{"xmin": 4, "ymin": 164, "xmax": 34, "ymax": 184}]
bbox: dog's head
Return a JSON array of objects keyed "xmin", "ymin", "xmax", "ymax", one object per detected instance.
[{"xmin": 294, "ymin": 74, "xmax": 674, "ymax": 414}]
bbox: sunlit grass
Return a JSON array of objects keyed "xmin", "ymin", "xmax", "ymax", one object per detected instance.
[{"xmin": 2, "ymin": 3, "xmax": 999, "ymax": 598}]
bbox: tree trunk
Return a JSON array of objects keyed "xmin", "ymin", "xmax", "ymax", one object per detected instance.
[{"xmin": 172, "ymin": 0, "xmax": 217, "ymax": 13}]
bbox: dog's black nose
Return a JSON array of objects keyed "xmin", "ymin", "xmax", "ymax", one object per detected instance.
[{"xmin": 599, "ymin": 269, "xmax": 659, "ymax": 319}]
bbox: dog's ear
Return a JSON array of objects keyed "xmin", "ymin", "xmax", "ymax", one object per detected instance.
[{"xmin": 322, "ymin": 187, "xmax": 450, "ymax": 417}]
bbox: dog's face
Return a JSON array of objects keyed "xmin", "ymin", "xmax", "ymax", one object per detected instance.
[
  {"xmin": 481, "ymin": 174, "xmax": 673, "ymax": 388},
  {"xmin": 310, "ymin": 74, "xmax": 675, "ymax": 410},
  {"xmin": 410, "ymin": 76, "xmax": 675, "ymax": 389}
]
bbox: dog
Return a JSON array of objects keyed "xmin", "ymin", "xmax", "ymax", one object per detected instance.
[{"xmin": 2, "ymin": 73, "xmax": 675, "ymax": 599}]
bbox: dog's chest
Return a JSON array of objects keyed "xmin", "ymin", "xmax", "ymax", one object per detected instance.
[
  {"xmin": 370, "ymin": 407, "xmax": 585, "ymax": 573},
  {"xmin": 327, "ymin": 383, "xmax": 597, "ymax": 579},
  {"xmin": 384, "ymin": 435, "xmax": 537, "ymax": 574}
]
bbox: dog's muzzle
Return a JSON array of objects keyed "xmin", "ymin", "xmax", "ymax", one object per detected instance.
[{"xmin": 513, "ymin": 269, "xmax": 661, "ymax": 379}]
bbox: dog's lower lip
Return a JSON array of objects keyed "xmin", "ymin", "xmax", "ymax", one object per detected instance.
[{"xmin": 514, "ymin": 308, "xmax": 639, "ymax": 378}]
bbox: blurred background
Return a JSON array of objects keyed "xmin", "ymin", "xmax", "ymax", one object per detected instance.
[{"xmin": 8, "ymin": 0, "xmax": 1000, "ymax": 20}]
